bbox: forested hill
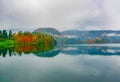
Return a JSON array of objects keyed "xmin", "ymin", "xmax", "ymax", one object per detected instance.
[
  {"xmin": 33, "ymin": 28, "xmax": 120, "ymax": 43},
  {"xmin": 61, "ymin": 30, "xmax": 120, "ymax": 43},
  {"xmin": 33, "ymin": 27, "xmax": 60, "ymax": 35}
]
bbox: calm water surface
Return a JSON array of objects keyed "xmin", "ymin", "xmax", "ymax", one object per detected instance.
[{"xmin": 0, "ymin": 44, "xmax": 120, "ymax": 82}]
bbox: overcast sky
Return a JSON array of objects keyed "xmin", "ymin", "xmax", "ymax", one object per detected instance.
[{"xmin": 0, "ymin": 0, "xmax": 120, "ymax": 31}]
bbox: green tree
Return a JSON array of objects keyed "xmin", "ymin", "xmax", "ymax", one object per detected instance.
[
  {"xmin": 18, "ymin": 31, "xmax": 23, "ymax": 36},
  {"xmin": 9, "ymin": 30, "xmax": 12, "ymax": 39},
  {"xmin": 2, "ymin": 30, "xmax": 8, "ymax": 39},
  {"xmin": 0, "ymin": 30, "xmax": 2, "ymax": 38}
]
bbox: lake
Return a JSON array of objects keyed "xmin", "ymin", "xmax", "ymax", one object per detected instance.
[{"xmin": 0, "ymin": 44, "xmax": 120, "ymax": 82}]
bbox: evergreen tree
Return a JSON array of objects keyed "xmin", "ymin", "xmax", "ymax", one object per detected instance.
[
  {"xmin": 9, "ymin": 30, "xmax": 12, "ymax": 38},
  {"xmin": 0, "ymin": 30, "xmax": 2, "ymax": 38},
  {"xmin": 2, "ymin": 30, "xmax": 8, "ymax": 39}
]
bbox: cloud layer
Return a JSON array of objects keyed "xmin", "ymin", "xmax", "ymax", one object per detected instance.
[{"xmin": 0, "ymin": 0, "xmax": 120, "ymax": 31}]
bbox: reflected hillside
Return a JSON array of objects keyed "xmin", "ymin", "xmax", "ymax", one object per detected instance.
[
  {"xmin": 61, "ymin": 45, "xmax": 120, "ymax": 55},
  {"xmin": 34, "ymin": 49, "xmax": 61, "ymax": 57}
]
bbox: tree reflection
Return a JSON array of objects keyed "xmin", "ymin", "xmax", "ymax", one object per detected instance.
[{"xmin": 0, "ymin": 43, "xmax": 59, "ymax": 57}]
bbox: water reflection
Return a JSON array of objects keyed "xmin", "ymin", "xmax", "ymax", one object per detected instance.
[
  {"xmin": 0, "ymin": 44, "xmax": 120, "ymax": 82},
  {"xmin": 61, "ymin": 45, "xmax": 120, "ymax": 55},
  {"xmin": 0, "ymin": 44, "xmax": 120, "ymax": 57},
  {"xmin": 0, "ymin": 43, "xmax": 58, "ymax": 57}
]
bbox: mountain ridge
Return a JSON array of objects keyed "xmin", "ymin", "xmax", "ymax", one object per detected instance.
[{"xmin": 33, "ymin": 27, "xmax": 60, "ymax": 35}]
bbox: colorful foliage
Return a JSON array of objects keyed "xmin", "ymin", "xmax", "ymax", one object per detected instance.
[{"xmin": 12, "ymin": 31, "xmax": 56, "ymax": 45}]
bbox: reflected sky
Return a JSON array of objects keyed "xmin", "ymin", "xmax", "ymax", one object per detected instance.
[{"xmin": 0, "ymin": 44, "xmax": 120, "ymax": 82}]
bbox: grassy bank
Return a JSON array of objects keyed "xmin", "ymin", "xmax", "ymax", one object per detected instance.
[{"xmin": 0, "ymin": 39, "xmax": 14, "ymax": 47}]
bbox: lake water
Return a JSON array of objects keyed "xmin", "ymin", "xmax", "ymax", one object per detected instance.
[{"xmin": 0, "ymin": 44, "xmax": 120, "ymax": 82}]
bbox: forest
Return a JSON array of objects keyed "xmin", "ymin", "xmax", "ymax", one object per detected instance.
[{"xmin": 0, "ymin": 30, "xmax": 56, "ymax": 46}]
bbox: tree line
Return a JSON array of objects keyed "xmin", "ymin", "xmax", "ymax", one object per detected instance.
[
  {"xmin": 0, "ymin": 30, "xmax": 12, "ymax": 39},
  {"xmin": 0, "ymin": 30, "xmax": 56, "ymax": 45},
  {"xmin": 13, "ymin": 31, "xmax": 56, "ymax": 44}
]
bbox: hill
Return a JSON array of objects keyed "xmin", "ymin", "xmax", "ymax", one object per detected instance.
[
  {"xmin": 61, "ymin": 30, "xmax": 120, "ymax": 43},
  {"xmin": 33, "ymin": 27, "xmax": 60, "ymax": 35}
]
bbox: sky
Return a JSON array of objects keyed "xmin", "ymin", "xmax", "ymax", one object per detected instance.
[{"xmin": 0, "ymin": 0, "xmax": 120, "ymax": 31}]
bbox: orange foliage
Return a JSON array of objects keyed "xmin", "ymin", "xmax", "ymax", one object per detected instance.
[
  {"xmin": 87, "ymin": 39, "xmax": 95, "ymax": 43},
  {"xmin": 12, "ymin": 32, "xmax": 55, "ymax": 45},
  {"xmin": 44, "ymin": 35, "xmax": 51, "ymax": 44},
  {"xmin": 15, "ymin": 46, "xmax": 36, "ymax": 53},
  {"xmin": 13, "ymin": 32, "xmax": 37, "ymax": 44}
]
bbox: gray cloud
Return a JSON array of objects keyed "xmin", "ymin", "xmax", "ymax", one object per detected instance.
[{"xmin": 0, "ymin": 0, "xmax": 119, "ymax": 31}]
